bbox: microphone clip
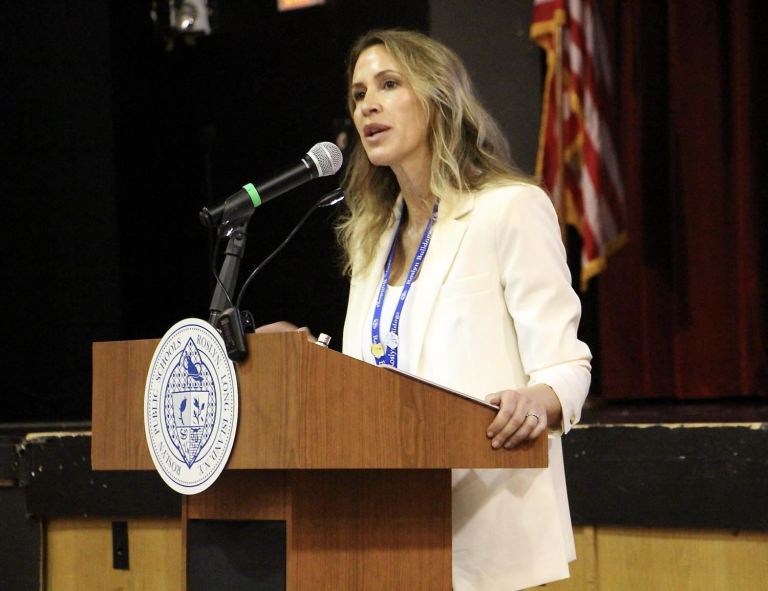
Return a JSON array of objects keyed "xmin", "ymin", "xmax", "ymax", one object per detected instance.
[
  {"xmin": 215, "ymin": 307, "xmax": 254, "ymax": 362},
  {"xmin": 201, "ymin": 188, "xmax": 256, "ymax": 238}
]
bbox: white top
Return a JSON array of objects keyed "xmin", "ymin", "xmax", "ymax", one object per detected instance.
[{"xmin": 361, "ymin": 281, "xmax": 418, "ymax": 374}]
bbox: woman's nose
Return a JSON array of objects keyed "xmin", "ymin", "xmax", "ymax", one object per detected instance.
[{"xmin": 361, "ymin": 97, "xmax": 380, "ymax": 116}]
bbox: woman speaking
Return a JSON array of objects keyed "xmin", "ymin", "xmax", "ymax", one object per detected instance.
[{"xmin": 338, "ymin": 29, "xmax": 592, "ymax": 590}]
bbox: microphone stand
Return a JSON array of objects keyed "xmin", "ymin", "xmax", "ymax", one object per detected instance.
[
  {"xmin": 205, "ymin": 187, "xmax": 345, "ymax": 363},
  {"xmin": 208, "ymin": 217, "xmax": 252, "ymax": 362}
]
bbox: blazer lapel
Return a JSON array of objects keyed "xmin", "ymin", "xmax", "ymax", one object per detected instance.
[{"xmin": 409, "ymin": 196, "xmax": 475, "ymax": 371}]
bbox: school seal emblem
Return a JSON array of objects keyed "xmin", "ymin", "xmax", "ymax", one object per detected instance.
[{"xmin": 144, "ymin": 318, "xmax": 238, "ymax": 495}]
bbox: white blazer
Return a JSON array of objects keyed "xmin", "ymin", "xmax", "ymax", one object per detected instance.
[{"xmin": 343, "ymin": 183, "xmax": 592, "ymax": 591}]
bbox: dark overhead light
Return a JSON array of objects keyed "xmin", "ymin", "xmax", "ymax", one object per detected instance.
[
  {"xmin": 151, "ymin": 0, "xmax": 214, "ymax": 45},
  {"xmin": 171, "ymin": 0, "xmax": 211, "ymax": 35}
]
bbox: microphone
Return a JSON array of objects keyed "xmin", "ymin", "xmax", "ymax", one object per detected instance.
[{"xmin": 199, "ymin": 141, "xmax": 343, "ymax": 228}]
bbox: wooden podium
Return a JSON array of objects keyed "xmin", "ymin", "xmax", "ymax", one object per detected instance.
[{"xmin": 92, "ymin": 331, "xmax": 546, "ymax": 590}]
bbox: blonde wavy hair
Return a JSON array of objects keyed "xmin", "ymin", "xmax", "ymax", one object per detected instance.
[{"xmin": 336, "ymin": 29, "xmax": 532, "ymax": 276}]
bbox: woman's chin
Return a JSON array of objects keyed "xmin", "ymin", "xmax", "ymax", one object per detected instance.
[{"xmin": 363, "ymin": 148, "xmax": 393, "ymax": 168}]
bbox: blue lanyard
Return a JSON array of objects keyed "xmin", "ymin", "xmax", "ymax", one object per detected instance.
[{"xmin": 371, "ymin": 200, "xmax": 439, "ymax": 368}]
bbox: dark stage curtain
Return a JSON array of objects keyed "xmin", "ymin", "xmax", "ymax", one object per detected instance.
[{"xmin": 595, "ymin": 1, "xmax": 766, "ymax": 399}]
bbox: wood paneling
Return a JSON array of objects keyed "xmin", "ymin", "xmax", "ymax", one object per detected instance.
[
  {"xmin": 536, "ymin": 526, "xmax": 768, "ymax": 590},
  {"xmin": 46, "ymin": 518, "xmax": 181, "ymax": 591},
  {"xmin": 289, "ymin": 470, "xmax": 452, "ymax": 590},
  {"xmin": 45, "ymin": 519, "xmax": 768, "ymax": 590},
  {"xmin": 595, "ymin": 527, "xmax": 768, "ymax": 590},
  {"xmin": 187, "ymin": 470, "xmax": 288, "ymax": 521},
  {"xmin": 186, "ymin": 469, "xmax": 452, "ymax": 590},
  {"xmin": 91, "ymin": 338, "xmax": 158, "ymax": 471}
]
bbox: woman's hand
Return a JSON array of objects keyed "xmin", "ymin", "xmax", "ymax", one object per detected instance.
[
  {"xmin": 484, "ymin": 384, "xmax": 562, "ymax": 449},
  {"xmin": 254, "ymin": 321, "xmax": 315, "ymax": 341}
]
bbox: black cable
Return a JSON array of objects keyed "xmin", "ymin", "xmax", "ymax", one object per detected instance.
[
  {"xmin": 235, "ymin": 188, "xmax": 345, "ymax": 309},
  {"xmin": 209, "ymin": 233, "xmax": 236, "ymax": 311}
]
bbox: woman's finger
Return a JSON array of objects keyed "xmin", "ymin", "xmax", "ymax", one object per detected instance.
[
  {"xmin": 491, "ymin": 401, "xmax": 530, "ymax": 448},
  {"xmin": 486, "ymin": 390, "xmax": 519, "ymax": 438},
  {"xmin": 503, "ymin": 410, "xmax": 546, "ymax": 448}
]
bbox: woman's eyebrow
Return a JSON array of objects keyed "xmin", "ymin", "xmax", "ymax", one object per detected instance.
[{"xmin": 351, "ymin": 69, "xmax": 401, "ymax": 88}]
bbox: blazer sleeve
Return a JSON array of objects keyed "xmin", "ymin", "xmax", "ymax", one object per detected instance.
[{"xmin": 493, "ymin": 184, "xmax": 592, "ymax": 434}]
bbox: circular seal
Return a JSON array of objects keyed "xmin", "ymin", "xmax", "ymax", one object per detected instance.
[{"xmin": 144, "ymin": 318, "xmax": 239, "ymax": 495}]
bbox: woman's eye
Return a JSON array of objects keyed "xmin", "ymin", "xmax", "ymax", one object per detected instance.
[
  {"xmin": 383, "ymin": 79, "xmax": 398, "ymax": 90},
  {"xmin": 352, "ymin": 90, "xmax": 365, "ymax": 102}
]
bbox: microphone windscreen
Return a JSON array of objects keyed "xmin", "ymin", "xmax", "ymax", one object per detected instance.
[{"xmin": 307, "ymin": 142, "xmax": 343, "ymax": 177}]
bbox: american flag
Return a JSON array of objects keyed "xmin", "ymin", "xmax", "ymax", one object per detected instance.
[{"xmin": 531, "ymin": 0, "xmax": 627, "ymax": 290}]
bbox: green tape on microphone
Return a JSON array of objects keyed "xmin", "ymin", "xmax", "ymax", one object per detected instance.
[{"xmin": 243, "ymin": 183, "xmax": 261, "ymax": 207}]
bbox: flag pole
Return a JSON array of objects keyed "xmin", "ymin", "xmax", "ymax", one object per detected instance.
[{"xmin": 554, "ymin": 19, "xmax": 567, "ymax": 243}]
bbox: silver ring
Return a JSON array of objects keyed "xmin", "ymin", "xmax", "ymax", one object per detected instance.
[{"xmin": 525, "ymin": 411, "xmax": 540, "ymax": 424}]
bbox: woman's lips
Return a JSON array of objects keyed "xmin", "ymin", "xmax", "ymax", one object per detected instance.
[{"xmin": 364, "ymin": 123, "xmax": 391, "ymax": 138}]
